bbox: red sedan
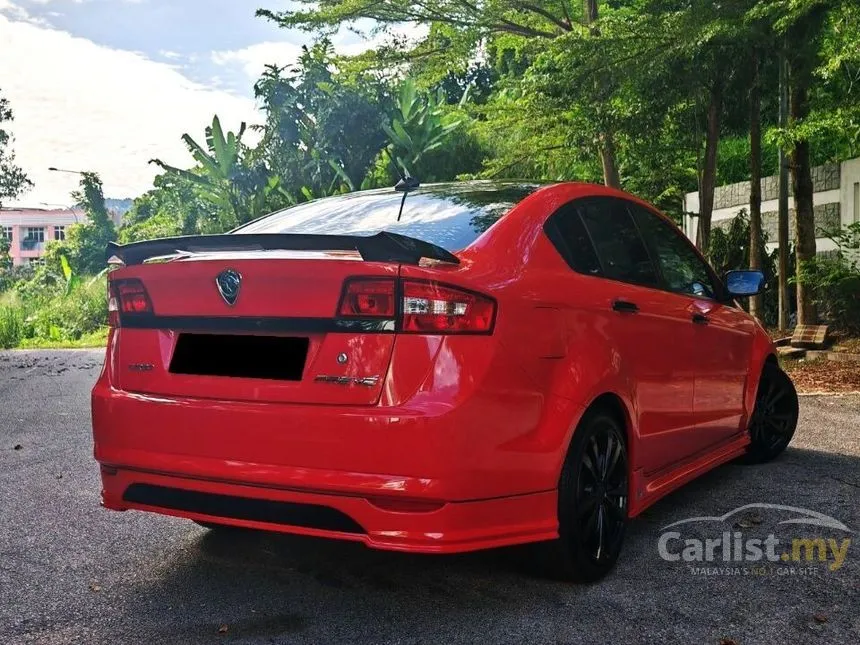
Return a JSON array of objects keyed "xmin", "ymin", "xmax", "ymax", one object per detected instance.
[{"xmin": 92, "ymin": 181, "xmax": 798, "ymax": 582}]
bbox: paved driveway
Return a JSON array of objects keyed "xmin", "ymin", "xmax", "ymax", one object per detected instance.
[{"xmin": 1, "ymin": 350, "xmax": 858, "ymax": 644}]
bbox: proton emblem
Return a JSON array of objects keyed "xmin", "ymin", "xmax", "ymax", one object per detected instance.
[{"xmin": 216, "ymin": 269, "xmax": 242, "ymax": 306}]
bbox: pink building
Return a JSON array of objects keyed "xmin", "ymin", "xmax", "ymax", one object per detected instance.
[{"xmin": 0, "ymin": 207, "xmax": 86, "ymax": 267}]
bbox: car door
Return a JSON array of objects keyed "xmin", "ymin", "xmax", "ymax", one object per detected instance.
[
  {"xmin": 549, "ymin": 197, "xmax": 699, "ymax": 475},
  {"xmin": 630, "ymin": 204, "xmax": 755, "ymax": 444}
]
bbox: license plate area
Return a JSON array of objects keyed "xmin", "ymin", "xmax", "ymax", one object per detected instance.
[{"xmin": 169, "ymin": 333, "xmax": 309, "ymax": 381}]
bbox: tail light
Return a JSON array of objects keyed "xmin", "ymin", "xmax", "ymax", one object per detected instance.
[
  {"xmin": 401, "ymin": 280, "xmax": 495, "ymax": 333},
  {"xmin": 337, "ymin": 277, "xmax": 496, "ymax": 334},
  {"xmin": 338, "ymin": 278, "xmax": 396, "ymax": 317},
  {"xmin": 108, "ymin": 278, "xmax": 153, "ymax": 327}
]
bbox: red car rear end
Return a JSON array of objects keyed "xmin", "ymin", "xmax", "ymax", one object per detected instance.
[{"xmin": 92, "ymin": 182, "xmax": 562, "ymax": 554}]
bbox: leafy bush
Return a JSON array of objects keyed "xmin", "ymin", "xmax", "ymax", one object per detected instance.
[
  {"xmin": 0, "ymin": 264, "xmax": 34, "ymax": 293},
  {"xmin": 23, "ymin": 278, "xmax": 107, "ymax": 341},
  {"xmin": 800, "ymin": 222, "xmax": 860, "ymax": 333},
  {"xmin": 0, "ymin": 269, "xmax": 108, "ymax": 347}
]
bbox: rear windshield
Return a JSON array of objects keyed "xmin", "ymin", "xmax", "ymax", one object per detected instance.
[{"xmin": 234, "ymin": 181, "xmax": 541, "ymax": 252}]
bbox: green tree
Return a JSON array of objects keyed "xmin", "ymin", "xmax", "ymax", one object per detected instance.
[
  {"xmin": 0, "ymin": 90, "xmax": 32, "ymax": 206},
  {"xmin": 252, "ymin": 41, "xmax": 390, "ymax": 196},
  {"xmin": 151, "ymin": 115, "xmax": 292, "ymax": 230},
  {"xmin": 0, "ymin": 236, "xmax": 11, "ymax": 271},
  {"xmin": 120, "ymin": 171, "xmax": 224, "ymax": 241},
  {"xmin": 258, "ymin": 1, "xmax": 624, "ymax": 186},
  {"xmin": 47, "ymin": 173, "xmax": 117, "ymax": 275}
]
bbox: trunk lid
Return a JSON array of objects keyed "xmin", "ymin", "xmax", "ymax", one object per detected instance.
[{"xmin": 113, "ymin": 252, "xmax": 398, "ymax": 405}]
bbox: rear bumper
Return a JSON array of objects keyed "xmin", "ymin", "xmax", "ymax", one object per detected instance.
[
  {"xmin": 99, "ymin": 466, "xmax": 557, "ymax": 553},
  {"xmin": 92, "ymin": 383, "xmax": 560, "ymax": 553}
]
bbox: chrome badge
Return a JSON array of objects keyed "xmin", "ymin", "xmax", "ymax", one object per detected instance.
[
  {"xmin": 315, "ymin": 375, "xmax": 380, "ymax": 387},
  {"xmin": 216, "ymin": 269, "xmax": 242, "ymax": 306}
]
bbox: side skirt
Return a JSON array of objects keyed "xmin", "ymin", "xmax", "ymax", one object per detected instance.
[{"xmin": 628, "ymin": 432, "xmax": 751, "ymax": 517}]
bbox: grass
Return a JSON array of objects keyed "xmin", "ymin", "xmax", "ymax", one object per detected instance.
[
  {"xmin": 0, "ymin": 274, "xmax": 108, "ymax": 349},
  {"xmin": 0, "ymin": 304, "xmax": 24, "ymax": 349},
  {"xmin": 16, "ymin": 326, "xmax": 109, "ymax": 349}
]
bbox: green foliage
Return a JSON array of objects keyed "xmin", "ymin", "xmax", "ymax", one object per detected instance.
[
  {"xmin": 0, "ymin": 272, "xmax": 107, "ymax": 347},
  {"xmin": 718, "ymin": 136, "xmax": 780, "ymax": 185},
  {"xmin": 0, "ymin": 236, "xmax": 10, "ymax": 271},
  {"xmin": 0, "ymin": 89, "xmax": 32, "ymax": 206},
  {"xmin": 47, "ymin": 173, "xmax": 118, "ymax": 275},
  {"xmin": 0, "ymin": 304, "xmax": 23, "ymax": 349},
  {"xmin": 799, "ymin": 222, "xmax": 860, "ymax": 332},
  {"xmin": 0, "ymin": 264, "xmax": 33, "ymax": 293},
  {"xmin": 252, "ymin": 41, "xmax": 389, "ymax": 196},
  {"xmin": 383, "ymin": 79, "xmax": 461, "ymax": 178},
  {"xmin": 708, "ymin": 209, "xmax": 795, "ymax": 327},
  {"xmin": 150, "ymin": 115, "xmax": 292, "ymax": 230}
]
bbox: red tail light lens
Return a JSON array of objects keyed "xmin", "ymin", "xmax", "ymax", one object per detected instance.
[
  {"xmin": 108, "ymin": 278, "xmax": 153, "ymax": 327},
  {"xmin": 401, "ymin": 280, "xmax": 496, "ymax": 334},
  {"xmin": 338, "ymin": 278, "xmax": 396, "ymax": 317},
  {"xmin": 337, "ymin": 277, "xmax": 496, "ymax": 333}
]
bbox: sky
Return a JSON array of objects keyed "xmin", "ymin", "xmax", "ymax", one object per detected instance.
[{"xmin": 0, "ymin": 0, "xmax": 401, "ymax": 207}]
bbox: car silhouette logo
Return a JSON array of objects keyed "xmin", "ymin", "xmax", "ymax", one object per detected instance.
[{"xmin": 216, "ymin": 269, "xmax": 242, "ymax": 306}]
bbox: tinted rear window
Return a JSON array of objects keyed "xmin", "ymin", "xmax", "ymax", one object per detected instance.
[
  {"xmin": 577, "ymin": 198, "xmax": 659, "ymax": 287},
  {"xmin": 234, "ymin": 182, "xmax": 540, "ymax": 252}
]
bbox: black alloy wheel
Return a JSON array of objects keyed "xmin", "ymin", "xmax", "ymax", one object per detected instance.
[
  {"xmin": 744, "ymin": 362, "xmax": 799, "ymax": 463},
  {"xmin": 536, "ymin": 409, "xmax": 628, "ymax": 582},
  {"xmin": 576, "ymin": 426, "xmax": 628, "ymax": 563}
]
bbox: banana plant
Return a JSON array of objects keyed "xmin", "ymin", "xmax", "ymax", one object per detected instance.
[
  {"xmin": 383, "ymin": 79, "xmax": 461, "ymax": 178},
  {"xmin": 151, "ymin": 116, "xmax": 290, "ymax": 226},
  {"xmin": 59, "ymin": 255, "xmax": 80, "ymax": 297}
]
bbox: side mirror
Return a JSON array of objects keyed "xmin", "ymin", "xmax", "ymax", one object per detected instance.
[{"xmin": 724, "ymin": 270, "xmax": 766, "ymax": 298}]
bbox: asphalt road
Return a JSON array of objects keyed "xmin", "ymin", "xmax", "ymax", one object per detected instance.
[{"xmin": 1, "ymin": 349, "xmax": 858, "ymax": 645}]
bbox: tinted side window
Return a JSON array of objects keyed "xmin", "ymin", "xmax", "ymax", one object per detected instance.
[
  {"xmin": 578, "ymin": 199, "xmax": 659, "ymax": 286},
  {"xmin": 544, "ymin": 203, "xmax": 602, "ymax": 275},
  {"xmin": 631, "ymin": 205, "xmax": 718, "ymax": 299}
]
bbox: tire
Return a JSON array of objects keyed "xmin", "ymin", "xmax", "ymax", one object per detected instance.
[
  {"xmin": 743, "ymin": 362, "xmax": 799, "ymax": 464},
  {"xmin": 535, "ymin": 409, "xmax": 628, "ymax": 583}
]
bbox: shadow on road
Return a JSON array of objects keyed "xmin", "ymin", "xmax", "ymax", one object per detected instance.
[{"xmin": 115, "ymin": 445, "xmax": 859, "ymax": 642}]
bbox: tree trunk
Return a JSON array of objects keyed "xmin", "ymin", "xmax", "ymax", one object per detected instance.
[
  {"xmin": 777, "ymin": 48, "xmax": 790, "ymax": 331},
  {"xmin": 789, "ymin": 82, "xmax": 818, "ymax": 325},
  {"xmin": 600, "ymin": 131, "xmax": 621, "ymax": 188},
  {"xmin": 583, "ymin": 0, "xmax": 620, "ymax": 188},
  {"xmin": 584, "ymin": 0, "xmax": 598, "ymax": 24},
  {"xmin": 748, "ymin": 50, "xmax": 764, "ymax": 321},
  {"xmin": 697, "ymin": 82, "xmax": 722, "ymax": 252}
]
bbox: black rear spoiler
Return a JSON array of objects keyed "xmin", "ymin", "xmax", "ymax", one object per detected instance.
[{"xmin": 106, "ymin": 231, "xmax": 460, "ymax": 267}]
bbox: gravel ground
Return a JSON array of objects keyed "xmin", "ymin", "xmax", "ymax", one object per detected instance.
[{"xmin": 1, "ymin": 349, "xmax": 858, "ymax": 644}]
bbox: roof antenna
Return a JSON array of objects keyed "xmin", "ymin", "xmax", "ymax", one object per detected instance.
[{"xmin": 384, "ymin": 148, "xmax": 420, "ymax": 222}]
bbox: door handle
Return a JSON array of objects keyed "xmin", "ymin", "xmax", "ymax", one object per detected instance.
[
  {"xmin": 612, "ymin": 300, "xmax": 639, "ymax": 314},
  {"xmin": 692, "ymin": 313, "xmax": 710, "ymax": 325}
]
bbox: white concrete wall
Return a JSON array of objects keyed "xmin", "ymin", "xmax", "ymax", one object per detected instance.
[
  {"xmin": 683, "ymin": 157, "xmax": 859, "ymax": 255},
  {"xmin": 840, "ymin": 157, "xmax": 860, "ymax": 227}
]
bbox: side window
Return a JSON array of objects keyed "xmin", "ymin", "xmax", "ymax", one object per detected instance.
[
  {"xmin": 631, "ymin": 205, "xmax": 718, "ymax": 299},
  {"xmin": 577, "ymin": 198, "xmax": 659, "ymax": 287},
  {"xmin": 543, "ymin": 203, "xmax": 602, "ymax": 275}
]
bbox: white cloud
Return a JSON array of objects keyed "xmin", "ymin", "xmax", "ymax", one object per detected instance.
[
  {"xmin": 211, "ymin": 23, "xmax": 428, "ymax": 81},
  {"xmin": 0, "ymin": 10, "xmax": 257, "ymax": 206},
  {"xmin": 211, "ymin": 41, "xmax": 304, "ymax": 80}
]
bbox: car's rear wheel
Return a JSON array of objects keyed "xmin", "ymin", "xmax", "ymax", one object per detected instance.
[
  {"xmin": 536, "ymin": 409, "xmax": 628, "ymax": 582},
  {"xmin": 744, "ymin": 362, "xmax": 799, "ymax": 463}
]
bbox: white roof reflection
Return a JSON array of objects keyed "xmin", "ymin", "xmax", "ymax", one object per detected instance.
[{"xmin": 235, "ymin": 181, "xmax": 541, "ymax": 252}]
